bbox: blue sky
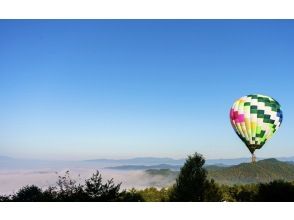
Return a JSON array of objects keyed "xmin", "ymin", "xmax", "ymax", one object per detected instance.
[{"xmin": 0, "ymin": 20, "xmax": 293, "ymax": 160}]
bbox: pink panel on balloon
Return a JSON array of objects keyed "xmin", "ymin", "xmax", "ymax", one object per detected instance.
[{"xmin": 230, "ymin": 110, "xmax": 245, "ymax": 123}]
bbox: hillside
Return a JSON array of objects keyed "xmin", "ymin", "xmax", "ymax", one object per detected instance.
[
  {"xmin": 207, "ymin": 158, "xmax": 294, "ymax": 184},
  {"xmin": 145, "ymin": 159, "xmax": 294, "ymax": 185},
  {"xmin": 145, "ymin": 168, "xmax": 179, "ymax": 177}
]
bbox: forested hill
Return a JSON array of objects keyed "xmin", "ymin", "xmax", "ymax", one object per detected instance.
[
  {"xmin": 145, "ymin": 159, "xmax": 294, "ymax": 185},
  {"xmin": 206, "ymin": 158, "xmax": 294, "ymax": 184}
]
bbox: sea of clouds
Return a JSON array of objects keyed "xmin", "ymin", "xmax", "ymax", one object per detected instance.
[{"xmin": 0, "ymin": 167, "xmax": 175, "ymax": 195}]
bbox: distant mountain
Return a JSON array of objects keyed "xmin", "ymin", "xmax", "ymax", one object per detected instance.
[
  {"xmin": 86, "ymin": 156, "xmax": 294, "ymax": 166},
  {"xmin": 105, "ymin": 164, "xmax": 181, "ymax": 170},
  {"xmin": 205, "ymin": 158, "xmax": 252, "ymax": 165},
  {"xmin": 2, "ymin": 155, "xmax": 294, "ymax": 171},
  {"xmin": 85, "ymin": 157, "xmax": 260, "ymax": 166},
  {"xmin": 85, "ymin": 157, "xmax": 185, "ymax": 165},
  {"xmin": 145, "ymin": 169, "xmax": 178, "ymax": 177},
  {"xmin": 86, "ymin": 157, "xmax": 248, "ymax": 166}
]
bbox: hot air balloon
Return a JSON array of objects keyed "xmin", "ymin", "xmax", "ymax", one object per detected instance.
[{"xmin": 230, "ymin": 94, "xmax": 283, "ymax": 162}]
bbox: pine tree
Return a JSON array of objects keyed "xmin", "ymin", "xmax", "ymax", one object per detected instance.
[{"xmin": 170, "ymin": 152, "xmax": 208, "ymax": 201}]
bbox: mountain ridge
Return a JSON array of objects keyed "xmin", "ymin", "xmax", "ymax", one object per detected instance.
[
  {"xmin": 2, "ymin": 155, "xmax": 294, "ymax": 169},
  {"xmin": 83, "ymin": 156, "xmax": 294, "ymax": 166},
  {"xmin": 105, "ymin": 164, "xmax": 182, "ymax": 170},
  {"xmin": 207, "ymin": 158, "xmax": 294, "ymax": 184},
  {"xmin": 144, "ymin": 158, "xmax": 294, "ymax": 185}
]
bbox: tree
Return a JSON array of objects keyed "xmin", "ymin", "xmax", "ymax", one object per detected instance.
[
  {"xmin": 118, "ymin": 188, "xmax": 144, "ymax": 202},
  {"xmin": 220, "ymin": 184, "xmax": 258, "ymax": 202},
  {"xmin": 256, "ymin": 180, "xmax": 294, "ymax": 202},
  {"xmin": 136, "ymin": 187, "xmax": 170, "ymax": 202},
  {"xmin": 12, "ymin": 185, "xmax": 45, "ymax": 202},
  {"xmin": 169, "ymin": 152, "xmax": 208, "ymax": 201},
  {"xmin": 55, "ymin": 171, "xmax": 86, "ymax": 201},
  {"xmin": 84, "ymin": 170, "xmax": 121, "ymax": 201},
  {"xmin": 203, "ymin": 179, "xmax": 223, "ymax": 202},
  {"xmin": 0, "ymin": 195, "xmax": 11, "ymax": 202}
]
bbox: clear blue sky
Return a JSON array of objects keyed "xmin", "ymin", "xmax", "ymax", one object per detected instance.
[{"xmin": 0, "ymin": 20, "xmax": 293, "ymax": 160}]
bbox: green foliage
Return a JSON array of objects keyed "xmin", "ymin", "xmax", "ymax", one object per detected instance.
[
  {"xmin": 136, "ymin": 187, "xmax": 171, "ymax": 202},
  {"xmin": 12, "ymin": 185, "xmax": 46, "ymax": 202},
  {"xmin": 84, "ymin": 171, "xmax": 121, "ymax": 201},
  {"xmin": 220, "ymin": 184, "xmax": 258, "ymax": 202},
  {"xmin": 169, "ymin": 153, "xmax": 211, "ymax": 201},
  {"xmin": 219, "ymin": 180, "xmax": 294, "ymax": 202},
  {"xmin": 203, "ymin": 179, "xmax": 223, "ymax": 202},
  {"xmin": 118, "ymin": 188, "xmax": 144, "ymax": 202},
  {"xmin": 256, "ymin": 180, "xmax": 294, "ymax": 202}
]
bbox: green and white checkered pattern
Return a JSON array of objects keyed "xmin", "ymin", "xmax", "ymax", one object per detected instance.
[{"xmin": 230, "ymin": 94, "xmax": 283, "ymax": 154}]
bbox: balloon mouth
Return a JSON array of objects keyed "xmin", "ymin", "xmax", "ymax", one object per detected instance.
[{"xmin": 246, "ymin": 144, "xmax": 263, "ymax": 154}]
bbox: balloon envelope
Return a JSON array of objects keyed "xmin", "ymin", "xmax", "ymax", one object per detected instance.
[{"xmin": 230, "ymin": 94, "xmax": 283, "ymax": 154}]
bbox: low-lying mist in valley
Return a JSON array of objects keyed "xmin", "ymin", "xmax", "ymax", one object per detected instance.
[{"xmin": 0, "ymin": 168, "xmax": 176, "ymax": 195}]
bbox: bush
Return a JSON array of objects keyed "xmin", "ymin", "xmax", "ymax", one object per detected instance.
[
  {"xmin": 118, "ymin": 188, "xmax": 144, "ymax": 202},
  {"xmin": 136, "ymin": 187, "xmax": 171, "ymax": 202},
  {"xmin": 203, "ymin": 179, "xmax": 223, "ymax": 202},
  {"xmin": 12, "ymin": 185, "xmax": 45, "ymax": 202},
  {"xmin": 220, "ymin": 184, "xmax": 258, "ymax": 202}
]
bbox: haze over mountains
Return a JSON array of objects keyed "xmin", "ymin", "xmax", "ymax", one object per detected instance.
[{"xmin": 2, "ymin": 155, "xmax": 294, "ymax": 170}]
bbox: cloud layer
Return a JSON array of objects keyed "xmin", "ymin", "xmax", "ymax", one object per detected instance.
[{"xmin": 0, "ymin": 168, "xmax": 176, "ymax": 195}]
